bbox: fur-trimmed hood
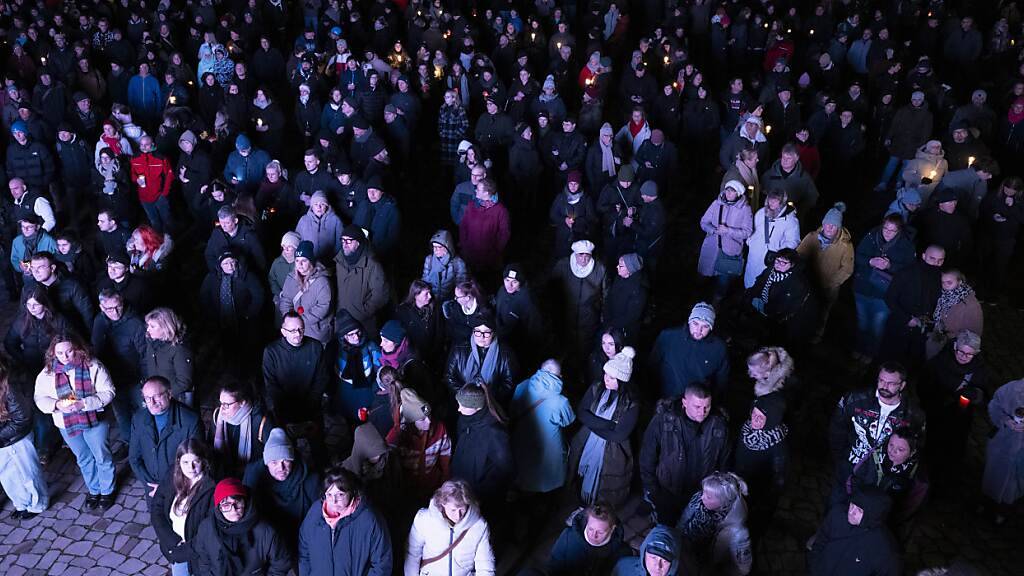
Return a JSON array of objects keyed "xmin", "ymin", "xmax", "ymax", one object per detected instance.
[{"xmin": 753, "ymin": 347, "xmax": 794, "ymax": 397}]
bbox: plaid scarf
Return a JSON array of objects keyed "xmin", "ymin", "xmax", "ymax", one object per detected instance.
[{"xmin": 53, "ymin": 360, "xmax": 98, "ymax": 437}]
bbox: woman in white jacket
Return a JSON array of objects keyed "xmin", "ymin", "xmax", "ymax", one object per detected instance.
[
  {"xmin": 744, "ymin": 188, "xmax": 801, "ymax": 288},
  {"xmin": 405, "ymin": 479, "xmax": 495, "ymax": 576},
  {"xmin": 34, "ymin": 332, "xmax": 116, "ymax": 509}
]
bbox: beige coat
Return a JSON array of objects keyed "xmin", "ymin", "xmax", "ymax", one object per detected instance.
[{"xmin": 797, "ymin": 227, "xmax": 855, "ymax": 291}]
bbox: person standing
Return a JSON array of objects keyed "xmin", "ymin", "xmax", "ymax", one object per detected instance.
[
  {"xmin": 0, "ymin": 359, "xmax": 48, "ymax": 519},
  {"xmin": 334, "ymin": 225, "xmax": 389, "ymax": 338},
  {"xmin": 34, "ymin": 333, "xmax": 117, "ymax": 510},
  {"xmin": 129, "ymin": 135, "xmax": 175, "ymax": 233},
  {"xmin": 797, "ymin": 203, "xmax": 855, "ymax": 342},
  {"xmin": 151, "ymin": 439, "xmax": 216, "ymax": 576},
  {"xmin": 450, "ymin": 382, "xmax": 514, "ymax": 521},
  {"xmin": 91, "ymin": 289, "xmax": 146, "ymax": 445},
  {"xmin": 405, "ymin": 479, "xmax": 496, "ymax": 576},
  {"xmin": 982, "ymin": 378, "xmax": 1024, "ymax": 524},
  {"xmin": 649, "ymin": 303, "xmax": 730, "ymax": 400},
  {"xmin": 510, "ymin": 360, "xmax": 575, "ymax": 495},
  {"xmin": 129, "ymin": 376, "xmax": 201, "ymax": 498},
  {"xmin": 242, "ymin": 428, "xmax": 321, "ymax": 542},
  {"xmin": 278, "ymin": 242, "xmax": 334, "ymax": 345},
  {"xmin": 743, "ymin": 188, "xmax": 800, "ymax": 289}
]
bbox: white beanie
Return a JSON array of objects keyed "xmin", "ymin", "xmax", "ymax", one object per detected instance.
[
  {"xmin": 604, "ymin": 346, "xmax": 636, "ymax": 381},
  {"xmin": 263, "ymin": 428, "xmax": 295, "ymax": 464},
  {"xmin": 723, "ymin": 180, "xmax": 746, "ymax": 194},
  {"xmin": 571, "ymin": 240, "xmax": 595, "ymax": 255},
  {"xmin": 689, "ymin": 302, "xmax": 716, "ymax": 328},
  {"xmin": 281, "ymin": 231, "xmax": 302, "ymax": 249}
]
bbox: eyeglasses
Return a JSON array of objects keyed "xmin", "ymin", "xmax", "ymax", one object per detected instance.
[
  {"xmin": 281, "ymin": 327, "xmax": 302, "ymax": 334},
  {"xmin": 218, "ymin": 499, "xmax": 244, "ymax": 512},
  {"xmin": 143, "ymin": 392, "xmax": 169, "ymax": 404},
  {"xmin": 473, "ymin": 330, "xmax": 493, "ymax": 337},
  {"xmin": 340, "ymin": 238, "xmax": 359, "ymax": 245},
  {"xmin": 219, "ymin": 400, "xmax": 239, "ymax": 409},
  {"xmin": 324, "ymin": 491, "xmax": 349, "ymax": 503},
  {"xmin": 99, "ymin": 304, "xmax": 122, "ymax": 312},
  {"xmin": 955, "ymin": 347, "xmax": 978, "ymax": 358}
]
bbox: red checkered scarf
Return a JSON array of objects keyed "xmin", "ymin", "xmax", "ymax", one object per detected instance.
[{"xmin": 53, "ymin": 359, "xmax": 98, "ymax": 437}]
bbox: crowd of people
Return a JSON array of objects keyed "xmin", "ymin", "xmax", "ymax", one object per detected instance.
[{"xmin": 1, "ymin": 0, "xmax": 1024, "ymax": 575}]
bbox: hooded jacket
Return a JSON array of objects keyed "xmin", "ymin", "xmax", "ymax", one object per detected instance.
[
  {"xmin": 611, "ymin": 525, "xmax": 691, "ymax": 576},
  {"xmin": 510, "ymin": 369, "xmax": 575, "ymax": 493},
  {"xmin": 295, "ymin": 205, "xmax": 344, "ymax": 263},
  {"xmin": 422, "ymin": 230, "xmax": 468, "ymax": 301},
  {"xmin": 405, "ymin": 499, "xmax": 495, "ymax": 576},
  {"xmin": 751, "ymin": 347, "xmax": 794, "ymax": 397},
  {"xmin": 808, "ymin": 488, "xmax": 901, "ymax": 576},
  {"xmin": 199, "ymin": 261, "xmax": 267, "ymax": 326},
  {"xmin": 547, "ymin": 509, "xmax": 630, "ymax": 576},
  {"xmin": 901, "ymin": 143, "xmax": 948, "ymax": 199},
  {"xmin": 278, "ymin": 263, "xmax": 334, "ymax": 344},
  {"xmin": 698, "ymin": 194, "xmax": 754, "ymax": 277}
]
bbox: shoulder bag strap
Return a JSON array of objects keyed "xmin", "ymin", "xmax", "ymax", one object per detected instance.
[
  {"xmin": 717, "ymin": 205, "xmax": 725, "ymax": 250},
  {"xmin": 420, "ymin": 527, "xmax": 471, "ymax": 569}
]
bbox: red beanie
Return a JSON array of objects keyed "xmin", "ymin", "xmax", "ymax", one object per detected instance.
[{"xmin": 214, "ymin": 478, "xmax": 248, "ymax": 506}]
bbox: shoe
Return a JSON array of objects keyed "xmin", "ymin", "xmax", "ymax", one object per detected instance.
[
  {"xmin": 18, "ymin": 511, "xmax": 39, "ymax": 520},
  {"xmin": 85, "ymin": 494, "xmax": 101, "ymax": 510},
  {"xmin": 98, "ymin": 494, "xmax": 116, "ymax": 510},
  {"xmin": 10, "ymin": 510, "xmax": 25, "ymax": 519}
]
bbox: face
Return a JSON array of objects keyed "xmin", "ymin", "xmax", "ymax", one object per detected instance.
[
  {"xmin": 219, "ymin": 497, "xmax": 245, "ymax": 522},
  {"xmin": 343, "ymin": 327, "xmax": 362, "ymax": 345},
  {"xmin": 584, "ymin": 516, "xmax": 614, "ymax": 546},
  {"xmin": 822, "ymin": 223, "xmax": 839, "ymax": 240},
  {"xmin": 472, "ymin": 326, "xmax": 494, "ymax": 348},
  {"xmin": 766, "ymin": 197, "xmax": 782, "ymax": 212},
  {"xmin": 601, "ymin": 334, "xmax": 617, "ymax": 358},
  {"xmin": 682, "ymin": 393, "xmax": 712, "ymax": 422},
  {"xmin": 616, "ymin": 258, "xmax": 630, "ymax": 278},
  {"xmin": 688, "ymin": 320, "xmax": 711, "ymax": 340},
  {"xmin": 54, "ymin": 341, "xmax": 75, "ymax": 364},
  {"xmin": 219, "ymin": 257, "xmax": 237, "ymax": 275},
  {"xmin": 324, "ymin": 486, "xmax": 353, "ymax": 515},
  {"xmin": 267, "ymin": 459, "xmax": 293, "ymax": 482},
  {"xmin": 701, "ymin": 488, "xmax": 723, "ymax": 510},
  {"xmin": 142, "ymin": 382, "xmax": 171, "ymax": 415},
  {"xmin": 881, "ymin": 221, "xmax": 900, "ymax": 242},
  {"xmin": 442, "ymin": 501, "xmax": 467, "ymax": 524},
  {"xmin": 923, "ymin": 248, "xmax": 945, "ymax": 267},
  {"xmin": 20, "ymin": 221, "xmax": 38, "ymax": 238},
  {"xmin": 876, "ymin": 369, "xmax": 905, "ymax": 400},
  {"xmin": 179, "ymin": 453, "xmax": 203, "ymax": 480},
  {"xmin": 26, "ymin": 298, "xmax": 45, "ymax": 319},
  {"xmin": 219, "ymin": 215, "xmax": 238, "ymax": 235},
  {"xmin": 750, "ymin": 407, "xmax": 768, "ymax": 430},
  {"xmin": 780, "ymin": 152, "xmax": 798, "ymax": 172},
  {"xmin": 503, "ymin": 277, "xmax": 520, "ymax": 294},
  {"xmin": 341, "ymin": 237, "xmax": 359, "ymax": 256},
  {"xmin": 847, "ymin": 502, "xmax": 864, "ymax": 526},
  {"xmin": 30, "ymin": 260, "xmax": 54, "ymax": 283},
  {"xmin": 9, "ymin": 180, "xmax": 26, "ymax": 199},
  {"xmin": 773, "ymin": 257, "xmax": 793, "ymax": 273},
  {"xmin": 219, "ymin": 391, "xmax": 243, "ymax": 418},
  {"xmin": 367, "ymin": 188, "xmax": 383, "ymax": 203},
  {"xmin": 941, "ymin": 273, "xmax": 959, "ymax": 291},
  {"xmin": 304, "ymin": 155, "xmax": 318, "ymax": 171},
  {"xmin": 281, "ymin": 317, "xmax": 305, "ymax": 346},
  {"xmin": 603, "ymin": 372, "xmax": 619, "ymax": 390},
  {"xmin": 925, "ymin": 141, "xmax": 942, "ymax": 155},
  {"xmin": 887, "ymin": 435, "xmax": 912, "ymax": 465},
  {"xmin": 954, "ymin": 344, "xmax": 978, "ymax": 365},
  {"xmin": 575, "ymin": 253, "xmax": 592, "ymax": 269},
  {"xmin": 414, "ymin": 288, "xmax": 432, "ymax": 308},
  {"xmin": 644, "ymin": 552, "xmax": 672, "ymax": 576}
]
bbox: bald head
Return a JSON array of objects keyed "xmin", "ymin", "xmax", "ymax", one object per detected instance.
[{"xmin": 923, "ymin": 245, "xmax": 946, "ymax": 267}]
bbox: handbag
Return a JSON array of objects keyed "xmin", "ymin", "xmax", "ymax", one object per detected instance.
[{"xmin": 713, "ymin": 205, "xmax": 744, "ymax": 276}]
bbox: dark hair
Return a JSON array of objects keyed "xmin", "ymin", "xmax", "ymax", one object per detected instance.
[
  {"xmin": 780, "ymin": 142, "xmax": 800, "ymax": 157},
  {"xmin": 889, "ymin": 426, "xmax": 921, "ymax": 453},
  {"xmin": 143, "ymin": 375, "xmax": 171, "ymax": 391},
  {"xmin": 684, "ymin": 382, "xmax": 712, "ymax": 399},
  {"xmin": 172, "ymin": 439, "xmax": 211, "ymax": 513},
  {"xmin": 882, "ymin": 212, "xmax": 905, "ymax": 229},
  {"xmin": 1001, "ymin": 176, "xmax": 1023, "ymax": 192},
  {"xmin": 29, "ymin": 251, "xmax": 56, "ymax": 267},
  {"xmin": 454, "ymin": 280, "xmax": 485, "ymax": 305},
  {"xmin": 322, "ymin": 466, "xmax": 363, "ymax": 499},
  {"xmin": 584, "ymin": 502, "xmax": 619, "ymax": 526},
  {"xmin": 878, "ymin": 361, "xmax": 907, "ymax": 382},
  {"xmin": 97, "ymin": 288, "xmax": 123, "ymax": 305},
  {"xmin": 220, "ymin": 380, "xmax": 253, "ymax": 405},
  {"xmin": 44, "ymin": 332, "xmax": 92, "ymax": 370},
  {"xmin": 282, "ymin": 311, "xmax": 304, "ymax": 327},
  {"xmin": 404, "ymin": 279, "xmax": 433, "ymax": 306},
  {"xmin": 971, "ymin": 157, "xmax": 998, "ymax": 177}
]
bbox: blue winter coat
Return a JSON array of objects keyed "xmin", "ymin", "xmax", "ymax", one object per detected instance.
[
  {"xmin": 648, "ymin": 327, "xmax": 730, "ymax": 399},
  {"xmin": 510, "ymin": 369, "xmax": 575, "ymax": 493},
  {"xmin": 852, "ymin": 226, "xmax": 916, "ymax": 299},
  {"xmin": 611, "ymin": 525, "xmax": 689, "ymax": 576},
  {"xmin": 353, "ymin": 196, "xmax": 401, "ymax": 256},
  {"xmin": 127, "ymin": 74, "xmax": 162, "ymax": 119},
  {"xmin": 297, "ymin": 498, "xmax": 392, "ymax": 576},
  {"xmin": 223, "ymin": 148, "xmax": 272, "ymax": 186},
  {"xmin": 335, "ymin": 341, "xmax": 382, "ymax": 420}
]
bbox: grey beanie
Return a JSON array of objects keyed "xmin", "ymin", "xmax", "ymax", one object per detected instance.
[
  {"xmin": 640, "ymin": 180, "xmax": 658, "ymax": 198},
  {"xmin": 456, "ymin": 383, "xmax": 487, "ymax": 410},
  {"xmin": 621, "ymin": 253, "xmax": 643, "ymax": 275},
  {"xmin": 263, "ymin": 428, "xmax": 295, "ymax": 464},
  {"xmin": 689, "ymin": 302, "xmax": 716, "ymax": 328},
  {"xmin": 280, "ymin": 231, "xmax": 302, "ymax": 249},
  {"xmin": 822, "ymin": 202, "xmax": 846, "ymax": 227}
]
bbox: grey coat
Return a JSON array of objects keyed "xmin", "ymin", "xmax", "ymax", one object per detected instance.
[{"xmin": 278, "ymin": 263, "xmax": 334, "ymax": 344}]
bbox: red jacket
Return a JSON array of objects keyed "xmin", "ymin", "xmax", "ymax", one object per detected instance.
[
  {"xmin": 459, "ymin": 200, "xmax": 511, "ymax": 271},
  {"xmin": 129, "ymin": 152, "xmax": 174, "ymax": 203}
]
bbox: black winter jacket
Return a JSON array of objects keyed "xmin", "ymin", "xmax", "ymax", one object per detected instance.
[
  {"xmin": 55, "ymin": 136, "xmax": 93, "ymax": 187},
  {"xmin": 451, "ymin": 409, "xmax": 514, "ymax": 505},
  {"xmin": 0, "ymin": 388, "xmax": 33, "ymax": 448},
  {"xmin": 297, "ymin": 498, "xmax": 392, "ymax": 576},
  {"xmin": 444, "ymin": 342, "xmax": 518, "ymax": 405},
  {"xmin": 204, "ymin": 223, "xmax": 267, "ymax": 273},
  {"xmin": 91, "ymin": 311, "xmax": 146, "ymax": 385},
  {"xmin": 151, "ymin": 475, "xmax": 216, "ymax": 565},
  {"xmin": 128, "ymin": 402, "xmax": 201, "ymax": 485},
  {"xmin": 261, "ymin": 337, "xmax": 329, "ymax": 424},
  {"xmin": 640, "ymin": 398, "xmax": 731, "ymax": 501},
  {"xmin": 5, "ymin": 138, "xmax": 56, "ymax": 189},
  {"xmin": 192, "ymin": 506, "xmax": 292, "ymax": 576}
]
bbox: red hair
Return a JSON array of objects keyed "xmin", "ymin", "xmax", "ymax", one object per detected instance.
[{"xmin": 135, "ymin": 225, "xmax": 163, "ymax": 256}]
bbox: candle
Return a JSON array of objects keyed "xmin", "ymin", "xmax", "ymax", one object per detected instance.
[
  {"xmin": 169, "ymin": 95, "xmax": 176, "ymax": 104},
  {"xmin": 434, "ymin": 65, "xmax": 443, "ymax": 79},
  {"xmin": 531, "ymin": 33, "xmax": 536, "ymax": 41},
  {"xmin": 958, "ymin": 394, "xmax": 970, "ymax": 408},
  {"xmin": 663, "ymin": 56, "xmax": 670, "ymax": 65},
  {"xmin": 787, "ymin": 28, "xmax": 792, "ymax": 34},
  {"xmin": 968, "ymin": 156, "xmax": 976, "ymax": 167},
  {"xmin": 41, "ymin": 56, "xmax": 47, "ymax": 65},
  {"xmin": 765, "ymin": 125, "xmax": 772, "ymax": 134},
  {"xmin": 672, "ymin": 82, "xmax": 679, "ymax": 89},
  {"xmin": 929, "ymin": 169, "xmax": 937, "ymax": 179},
  {"xmin": 257, "ymin": 118, "xmax": 264, "ymax": 127},
  {"xmin": 810, "ymin": 29, "xmax": 815, "ymax": 35},
  {"xmin": 188, "ymin": 80, "xmax": 194, "ymax": 86},
  {"xmin": 557, "ymin": 42, "xmax": 562, "ymax": 49}
]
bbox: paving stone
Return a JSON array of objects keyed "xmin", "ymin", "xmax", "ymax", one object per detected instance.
[
  {"xmin": 49, "ymin": 563, "xmax": 69, "ymax": 576},
  {"xmin": 114, "ymin": 509, "xmax": 134, "ymax": 523},
  {"xmin": 10, "ymin": 540, "xmax": 34, "ymax": 554},
  {"xmin": 84, "ymin": 567, "xmax": 112, "ymax": 576},
  {"xmin": 128, "ymin": 540, "xmax": 149, "ymax": 558},
  {"xmin": 97, "ymin": 533, "xmax": 115, "ymax": 548},
  {"xmin": 96, "ymin": 551, "xmax": 126, "ymax": 569},
  {"xmin": 115, "ymin": 536, "xmax": 137, "ymax": 555},
  {"xmin": 14, "ymin": 554, "xmax": 40, "ymax": 568},
  {"xmin": 116, "ymin": 558, "xmax": 147, "ymax": 574},
  {"xmin": 36, "ymin": 549, "xmax": 60, "ymax": 571},
  {"xmin": 103, "ymin": 521, "xmax": 125, "ymax": 534},
  {"xmin": 70, "ymin": 556, "xmax": 96, "ymax": 569},
  {"xmin": 53, "ymin": 536, "xmax": 73, "ymax": 549},
  {"xmin": 141, "ymin": 565, "xmax": 166, "ymax": 576}
]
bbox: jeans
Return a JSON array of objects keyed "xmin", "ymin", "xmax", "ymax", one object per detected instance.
[
  {"xmin": 0, "ymin": 435, "xmax": 49, "ymax": 512},
  {"xmin": 171, "ymin": 562, "xmax": 190, "ymax": 576},
  {"xmin": 34, "ymin": 409, "xmax": 58, "ymax": 456},
  {"xmin": 61, "ymin": 420, "xmax": 115, "ymax": 496},
  {"xmin": 876, "ymin": 156, "xmax": 907, "ymax": 189},
  {"xmin": 110, "ymin": 382, "xmax": 141, "ymax": 444},
  {"xmin": 142, "ymin": 196, "xmax": 174, "ymax": 234},
  {"xmin": 855, "ymin": 294, "xmax": 890, "ymax": 357}
]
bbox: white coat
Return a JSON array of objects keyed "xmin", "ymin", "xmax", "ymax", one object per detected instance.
[
  {"xmin": 743, "ymin": 206, "xmax": 801, "ymax": 288},
  {"xmin": 405, "ymin": 500, "xmax": 495, "ymax": 576}
]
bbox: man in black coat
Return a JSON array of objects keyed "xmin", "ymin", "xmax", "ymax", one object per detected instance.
[
  {"xmin": 242, "ymin": 428, "xmax": 321, "ymax": 546},
  {"xmin": 879, "ymin": 245, "xmax": 945, "ymax": 366},
  {"xmin": 95, "ymin": 210, "xmax": 132, "ymax": 261},
  {"xmin": 917, "ymin": 188, "xmax": 972, "ymax": 269},
  {"xmin": 451, "ymin": 383, "xmax": 514, "ymax": 520},
  {"xmin": 54, "ymin": 124, "xmax": 93, "ymax": 226},
  {"xmin": 176, "ymin": 130, "xmax": 212, "ymax": 215},
  {"xmin": 640, "ymin": 384, "xmax": 731, "ymax": 526},
  {"xmin": 294, "ymin": 150, "xmax": 338, "ymax": 207},
  {"xmin": 808, "ymin": 486, "xmax": 902, "ymax": 575},
  {"xmin": 550, "ymin": 117, "xmax": 587, "ymax": 179},
  {"xmin": 474, "ymin": 97, "xmax": 514, "ymax": 159},
  {"xmin": 128, "ymin": 376, "xmax": 201, "ymax": 498},
  {"xmin": 5, "ymin": 122, "xmax": 56, "ymax": 191},
  {"xmin": 26, "ymin": 251, "xmax": 95, "ymax": 335},
  {"xmin": 96, "ymin": 252, "xmax": 154, "ymax": 314},
  {"xmin": 493, "ymin": 264, "xmax": 546, "ymax": 367},
  {"xmin": 204, "ymin": 205, "xmax": 267, "ymax": 273},
  {"xmin": 633, "ymin": 130, "xmax": 678, "ymax": 198},
  {"xmin": 92, "ymin": 289, "xmax": 147, "ymax": 444},
  {"xmin": 444, "ymin": 318, "xmax": 519, "ymax": 407}
]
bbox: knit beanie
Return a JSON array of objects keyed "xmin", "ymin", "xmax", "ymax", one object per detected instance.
[
  {"xmin": 617, "ymin": 164, "xmax": 635, "ymax": 182},
  {"xmin": 341, "ymin": 224, "xmax": 367, "ymax": 243},
  {"xmin": 295, "ymin": 240, "xmax": 315, "ymax": 261},
  {"xmin": 899, "ymin": 187, "xmax": 922, "ymax": 206},
  {"xmin": 722, "ymin": 180, "xmax": 746, "ymax": 195},
  {"xmin": 640, "ymin": 180, "xmax": 658, "ymax": 198},
  {"xmin": 689, "ymin": 302, "xmax": 716, "ymax": 328},
  {"xmin": 603, "ymin": 346, "xmax": 635, "ymax": 381},
  {"xmin": 281, "ymin": 231, "xmax": 302, "ymax": 249},
  {"xmin": 567, "ymin": 170, "xmax": 582, "ymax": 185},
  {"xmin": 621, "ymin": 253, "xmax": 643, "ymax": 275},
  {"xmin": 456, "ymin": 383, "xmax": 487, "ymax": 410},
  {"xmin": 179, "ymin": 130, "xmax": 197, "ymax": 146},
  {"xmin": 400, "ymin": 388, "xmax": 430, "ymax": 423},
  {"xmin": 380, "ymin": 319, "xmax": 405, "ymax": 344},
  {"xmin": 822, "ymin": 202, "xmax": 846, "ymax": 227},
  {"xmin": 263, "ymin": 428, "xmax": 295, "ymax": 464},
  {"xmin": 10, "ymin": 120, "xmax": 27, "ymax": 134},
  {"xmin": 213, "ymin": 478, "xmax": 248, "ymax": 506},
  {"xmin": 235, "ymin": 133, "xmax": 251, "ymax": 151},
  {"xmin": 543, "ymin": 74, "xmax": 556, "ymax": 91}
]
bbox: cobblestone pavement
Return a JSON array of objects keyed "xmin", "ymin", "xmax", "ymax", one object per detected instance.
[{"xmin": 1, "ymin": 304, "xmax": 1023, "ymax": 575}]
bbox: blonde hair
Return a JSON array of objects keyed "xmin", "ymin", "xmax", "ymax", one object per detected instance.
[
  {"xmin": 702, "ymin": 472, "xmax": 749, "ymax": 528},
  {"xmin": 432, "ymin": 479, "xmax": 478, "ymax": 511},
  {"xmin": 145, "ymin": 307, "xmax": 186, "ymax": 345}
]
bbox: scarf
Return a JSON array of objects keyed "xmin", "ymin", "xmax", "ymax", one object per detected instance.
[
  {"xmin": 322, "ymin": 498, "xmax": 342, "ymax": 529},
  {"xmin": 219, "ymin": 274, "xmax": 237, "ymax": 329},
  {"xmin": 933, "ymin": 282, "xmax": 973, "ymax": 327},
  {"xmin": 214, "ymin": 505, "xmax": 258, "ymax": 576},
  {"xmin": 570, "ymin": 256, "xmax": 596, "ymax": 279},
  {"xmin": 343, "ymin": 244, "xmax": 364, "ymax": 266},
  {"xmin": 270, "ymin": 460, "xmax": 308, "ymax": 518},
  {"xmin": 679, "ymin": 492, "xmax": 728, "ymax": 543},
  {"xmin": 460, "ymin": 298, "xmax": 477, "ymax": 316},
  {"xmin": 599, "ymin": 127, "xmax": 616, "ymax": 176},
  {"xmin": 578, "ymin": 388, "xmax": 618, "ymax": 504},
  {"xmin": 734, "ymin": 159, "xmax": 759, "ymax": 192},
  {"xmin": 341, "ymin": 340, "xmax": 370, "ymax": 388},
  {"xmin": 628, "ymin": 120, "xmax": 644, "ymax": 138},
  {"xmin": 53, "ymin": 359, "xmax": 98, "ymax": 437},
  {"xmin": 214, "ymin": 402, "xmax": 254, "ymax": 463},
  {"xmin": 760, "ymin": 269, "xmax": 790, "ymax": 304},
  {"xmin": 380, "ymin": 338, "xmax": 411, "ymax": 369},
  {"xmin": 101, "ymin": 134, "xmax": 123, "ymax": 156},
  {"xmin": 461, "ymin": 340, "xmax": 501, "ymax": 386},
  {"xmin": 817, "ymin": 231, "xmax": 834, "ymax": 248},
  {"xmin": 740, "ymin": 420, "xmax": 789, "ymax": 451}
]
